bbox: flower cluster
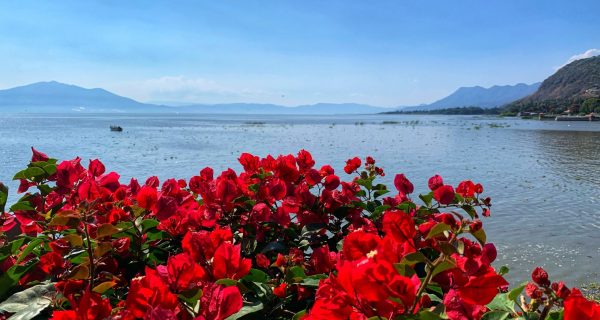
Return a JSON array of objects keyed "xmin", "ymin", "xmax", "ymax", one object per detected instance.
[{"xmin": 0, "ymin": 148, "xmax": 597, "ymax": 320}]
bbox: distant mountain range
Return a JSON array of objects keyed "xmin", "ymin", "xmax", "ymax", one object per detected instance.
[
  {"xmin": 400, "ymin": 82, "xmax": 540, "ymax": 111},
  {"xmin": 0, "ymin": 81, "xmax": 387, "ymax": 114},
  {"xmin": 506, "ymin": 56, "xmax": 600, "ymax": 113},
  {"xmin": 0, "ymin": 79, "xmax": 555, "ymax": 114}
]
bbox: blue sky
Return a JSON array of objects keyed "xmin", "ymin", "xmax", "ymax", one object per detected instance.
[{"xmin": 0, "ymin": 1, "xmax": 599, "ymax": 107}]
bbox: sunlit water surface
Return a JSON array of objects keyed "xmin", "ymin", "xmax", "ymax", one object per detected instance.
[{"xmin": 0, "ymin": 113, "xmax": 598, "ymax": 286}]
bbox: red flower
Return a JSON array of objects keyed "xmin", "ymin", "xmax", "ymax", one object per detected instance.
[
  {"xmin": 433, "ymin": 184, "xmax": 455, "ymax": 204},
  {"xmin": 196, "ymin": 283, "xmax": 243, "ymax": 320},
  {"xmin": 296, "ymin": 149, "xmax": 315, "ymax": 172},
  {"xmin": 256, "ymin": 253, "xmax": 270, "ymax": 269},
  {"xmin": 552, "ymin": 281, "xmax": 571, "ymax": 299},
  {"xmin": 31, "ymin": 147, "xmax": 49, "ymax": 162},
  {"xmin": 444, "ymin": 289, "xmax": 487, "ymax": 320},
  {"xmin": 239, "ymin": 152, "xmax": 260, "ymax": 172},
  {"xmin": 343, "ymin": 157, "xmax": 361, "ymax": 174},
  {"xmin": 158, "ymin": 253, "xmax": 206, "ymax": 292},
  {"xmin": 273, "ymin": 283, "xmax": 287, "ymax": 298},
  {"xmin": 88, "ymin": 159, "xmax": 105, "ymax": 177},
  {"xmin": 531, "ymin": 266, "xmax": 550, "ymax": 286},
  {"xmin": 456, "ymin": 270, "xmax": 508, "ymax": 305},
  {"xmin": 136, "ymin": 186, "xmax": 158, "ymax": 210},
  {"xmin": 428, "ymin": 174, "xmax": 443, "ymax": 190},
  {"xmin": 564, "ymin": 288, "xmax": 600, "ymax": 320},
  {"xmin": 56, "ymin": 158, "xmax": 84, "ymax": 189},
  {"xmin": 393, "ymin": 174, "xmax": 414, "ymax": 194},
  {"xmin": 212, "ymin": 242, "xmax": 252, "ymax": 280},
  {"xmin": 125, "ymin": 267, "xmax": 179, "ymax": 318},
  {"xmin": 323, "ymin": 175, "xmax": 340, "ymax": 190},
  {"xmin": 52, "ymin": 290, "xmax": 112, "ymax": 320},
  {"xmin": 456, "ymin": 180, "xmax": 476, "ymax": 198},
  {"xmin": 342, "ymin": 230, "xmax": 381, "ymax": 261},
  {"xmin": 382, "ymin": 209, "xmax": 416, "ymax": 244},
  {"xmin": 525, "ymin": 283, "xmax": 543, "ymax": 299}
]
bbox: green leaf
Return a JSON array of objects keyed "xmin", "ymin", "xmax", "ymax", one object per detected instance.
[
  {"xmin": 243, "ymin": 269, "xmax": 268, "ymax": 283},
  {"xmin": 498, "ymin": 266, "xmax": 510, "ymax": 276},
  {"xmin": 0, "ymin": 283, "xmax": 55, "ymax": 320},
  {"xmin": 139, "ymin": 219, "xmax": 159, "ymax": 232},
  {"xmin": 285, "ymin": 266, "xmax": 307, "ymax": 283},
  {"xmin": 9, "ymin": 201, "xmax": 35, "ymax": 212},
  {"xmin": 430, "ymin": 259, "xmax": 456, "ymax": 278},
  {"xmin": 426, "ymin": 222, "xmax": 451, "ymax": 239},
  {"xmin": 16, "ymin": 237, "xmax": 44, "ymax": 264},
  {"xmin": 0, "ymin": 183, "xmax": 7, "ymax": 212},
  {"xmin": 400, "ymin": 251, "xmax": 427, "ymax": 265},
  {"xmin": 419, "ymin": 193, "xmax": 433, "ymax": 207},
  {"xmin": 12, "ymin": 167, "xmax": 45, "ymax": 181},
  {"xmin": 482, "ymin": 311, "xmax": 511, "ymax": 320},
  {"xmin": 472, "ymin": 228, "xmax": 487, "ymax": 245},
  {"xmin": 461, "ymin": 205, "xmax": 477, "ymax": 218},
  {"xmin": 0, "ymin": 258, "xmax": 39, "ymax": 300},
  {"xmin": 545, "ymin": 311, "xmax": 563, "ymax": 320},
  {"xmin": 43, "ymin": 164, "xmax": 57, "ymax": 176},
  {"xmin": 96, "ymin": 223, "xmax": 120, "ymax": 238},
  {"xmin": 215, "ymin": 279, "xmax": 238, "ymax": 286},
  {"xmin": 487, "ymin": 293, "xmax": 516, "ymax": 313},
  {"xmin": 394, "ymin": 263, "xmax": 416, "ymax": 277},
  {"xmin": 508, "ymin": 282, "xmax": 527, "ymax": 301},
  {"xmin": 292, "ymin": 310, "xmax": 307, "ymax": 320},
  {"xmin": 0, "ymin": 238, "xmax": 26, "ymax": 262},
  {"xmin": 226, "ymin": 301, "xmax": 264, "ymax": 320},
  {"xmin": 301, "ymin": 274, "xmax": 327, "ymax": 287}
]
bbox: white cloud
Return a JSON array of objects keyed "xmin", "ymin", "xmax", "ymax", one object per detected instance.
[{"xmin": 558, "ymin": 49, "xmax": 600, "ymax": 69}]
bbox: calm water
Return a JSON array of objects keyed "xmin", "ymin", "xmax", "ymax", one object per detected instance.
[{"xmin": 0, "ymin": 113, "xmax": 598, "ymax": 286}]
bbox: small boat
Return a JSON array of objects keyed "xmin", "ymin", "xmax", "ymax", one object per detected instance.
[{"xmin": 110, "ymin": 125, "xmax": 123, "ymax": 132}]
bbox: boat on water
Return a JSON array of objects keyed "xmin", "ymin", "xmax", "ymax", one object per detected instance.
[{"xmin": 110, "ymin": 125, "xmax": 123, "ymax": 132}]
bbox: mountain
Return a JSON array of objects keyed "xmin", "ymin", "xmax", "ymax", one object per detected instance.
[
  {"xmin": 0, "ymin": 81, "xmax": 165, "ymax": 112},
  {"xmin": 506, "ymin": 56, "xmax": 600, "ymax": 113},
  {"xmin": 401, "ymin": 83, "xmax": 540, "ymax": 111},
  {"xmin": 0, "ymin": 81, "xmax": 389, "ymax": 114}
]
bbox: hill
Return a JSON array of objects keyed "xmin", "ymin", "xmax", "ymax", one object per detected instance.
[
  {"xmin": 0, "ymin": 81, "xmax": 165, "ymax": 112},
  {"xmin": 401, "ymin": 83, "xmax": 540, "ymax": 111},
  {"xmin": 506, "ymin": 56, "xmax": 600, "ymax": 113}
]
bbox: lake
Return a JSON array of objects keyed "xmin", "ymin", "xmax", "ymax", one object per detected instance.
[{"xmin": 0, "ymin": 113, "xmax": 598, "ymax": 286}]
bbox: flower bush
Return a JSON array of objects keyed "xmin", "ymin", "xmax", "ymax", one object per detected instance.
[{"xmin": 0, "ymin": 148, "xmax": 598, "ymax": 320}]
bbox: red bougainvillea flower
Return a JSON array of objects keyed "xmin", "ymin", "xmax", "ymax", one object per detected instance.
[
  {"xmin": 456, "ymin": 180, "xmax": 476, "ymax": 198},
  {"xmin": 563, "ymin": 288, "xmax": 600, "ymax": 320},
  {"xmin": 52, "ymin": 290, "xmax": 112, "ymax": 320},
  {"xmin": 157, "ymin": 253, "xmax": 206, "ymax": 292},
  {"xmin": 343, "ymin": 157, "xmax": 361, "ymax": 174},
  {"xmin": 433, "ymin": 184, "xmax": 455, "ymax": 204},
  {"xmin": 456, "ymin": 269, "xmax": 509, "ymax": 305},
  {"xmin": 394, "ymin": 174, "xmax": 414, "ymax": 194},
  {"xmin": 136, "ymin": 186, "xmax": 158, "ymax": 210},
  {"xmin": 443, "ymin": 289, "xmax": 487, "ymax": 320},
  {"xmin": 342, "ymin": 230, "xmax": 381, "ymax": 261},
  {"xmin": 525, "ymin": 283, "xmax": 543, "ymax": 299},
  {"xmin": 212, "ymin": 242, "xmax": 252, "ymax": 280},
  {"xmin": 196, "ymin": 283, "xmax": 243, "ymax": 320},
  {"xmin": 531, "ymin": 266, "xmax": 550, "ymax": 287},
  {"xmin": 124, "ymin": 267, "xmax": 180, "ymax": 318},
  {"xmin": 382, "ymin": 209, "xmax": 416, "ymax": 244},
  {"xmin": 428, "ymin": 174, "xmax": 444, "ymax": 191}
]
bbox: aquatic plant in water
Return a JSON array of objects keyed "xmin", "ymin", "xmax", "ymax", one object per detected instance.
[{"xmin": 0, "ymin": 148, "xmax": 598, "ymax": 319}]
